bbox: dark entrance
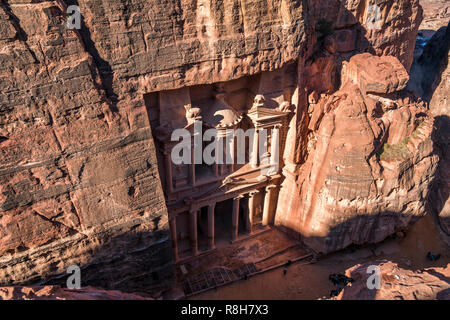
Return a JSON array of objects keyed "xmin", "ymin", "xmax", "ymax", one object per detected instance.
[
  {"xmin": 198, "ymin": 206, "xmax": 209, "ymax": 251},
  {"xmin": 214, "ymin": 197, "xmax": 249, "ymax": 245}
]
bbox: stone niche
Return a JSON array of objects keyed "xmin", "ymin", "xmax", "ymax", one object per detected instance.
[{"xmin": 144, "ymin": 63, "xmax": 297, "ymax": 262}]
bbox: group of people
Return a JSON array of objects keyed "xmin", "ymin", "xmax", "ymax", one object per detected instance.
[
  {"xmin": 329, "ymin": 273, "xmax": 354, "ymax": 298},
  {"xmin": 283, "ymin": 260, "xmax": 292, "ymax": 275},
  {"xmin": 426, "ymin": 251, "xmax": 441, "ymax": 261}
]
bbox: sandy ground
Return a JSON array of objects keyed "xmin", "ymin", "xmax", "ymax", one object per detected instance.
[
  {"xmin": 176, "ymin": 227, "xmax": 309, "ymax": 283},
  {"xmin": 191, "ymin": 213, "xmax": 450, "ymax": 300}
]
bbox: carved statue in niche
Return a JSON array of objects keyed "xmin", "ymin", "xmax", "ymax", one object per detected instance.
[
  {"xmin": 255, "ymin": 203, "xmax": 263, "ymax": 217},
  {"xmin": 214, "ymin": 83, "xmax": 226, "ymax": 94},
  {"xmin": 173, "ymin": 162, "xmax": 188, "ymax": 178},
  {"xmin": 184, "ymin": 104, "xmax": 202, "ymax": 124},
  {"xmin": 154, "ymin": 122, "xmax": 172, "ymax": 141},
  {"xmin": 251, "ymin": 94, "xmax": 265, "ymax": 109},
  {"xmin": 278, "ymin": 101, "xmax": 293, "ymax": 112}
]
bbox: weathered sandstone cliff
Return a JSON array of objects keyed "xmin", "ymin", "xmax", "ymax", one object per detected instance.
[
  {"xmin": 419, "ymin": 0, "xmax": 449, "ymax": 30},
  {"xmin": 0, "ymin": 0, "xmax": 430, "ymax": 292},
  {"xmin": 276, "ymin": 53, "xmax": 438, "ymax": 253},
  {"xmin": 409, "ymin": 20, "xmax": 450, "ymax": 240}
]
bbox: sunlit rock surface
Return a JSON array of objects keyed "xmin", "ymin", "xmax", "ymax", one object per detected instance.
[
  {"xmin": 409, "ymin": 20, "xmax": 450, "ymax": 239},
  {"xmin": 330, "ymin": 260, "xmax": 450, "ymax": 300},
  {"xmin": 0, "ymin": 0, "xmax": 433, "ymax": 291},
  {"xmin": 276, "ymin": 53, "xmax": 438, "ymax": 254}
]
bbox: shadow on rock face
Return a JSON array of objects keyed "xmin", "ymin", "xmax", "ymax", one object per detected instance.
[
  {"xmin": 429, "ymin": 114, "xmax": 450, "ymax": 238},
  {"xmin": 15, "ymin": 229, "xmax": 176, "ymax": 297},
  {"xmin": 408, "ymin": 20, "xmax": 450, "ymax": 243},
  {"xmin": 63, "ymin": 0, "xmax": 119, "ymax": 113}
]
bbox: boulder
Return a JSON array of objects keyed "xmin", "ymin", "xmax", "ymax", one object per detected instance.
[{"xmin": 330, "ymin": 261, "xmax": 450, "ymax": 300}]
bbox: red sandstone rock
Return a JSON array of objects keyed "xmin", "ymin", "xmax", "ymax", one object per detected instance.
[
  {"xmin": 276, "ymin": 53, "xmax": 438, "ymax": 254},
  {"xmin": 329, "ymin": 261, "xmax": 450, "ymax": 300},
  {"xmin": 420, "ymin": 0, "xmax": 450, "ymax": 30},
  {"xmin": 0, "ymin": 285, "xmax": 150, "ymax": 300},
  {"xmin": 335, "ymin": 0, "xmax": 423, "ymax": 70},
  {"xmin": 342, "ymin": 54, "xmax": 410, "ymax": 94},
  {"xmin": 411, "ymin": 21, "xmax": 450, "ymax": 239},
  {"xmin": 0, "ymin": 0, "xmax": 429, "ymax": 292}
]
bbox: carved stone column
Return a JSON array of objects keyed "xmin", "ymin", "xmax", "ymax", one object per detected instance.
[
  {"xmin": 232, "ymin": 195, "xmax": 243, "ymax": 241},
  {"xmin": 218, "ymin": 135, "xmax": 226, "ymax": 176},
  {"xmin": 163, "ymin": 151, "xmax": 173, "ymax": 193},
  {"xmin": 169, "ymin": 216, "xmax": 179, "ymax": 262},
  {"xmin": 227, "ymin": 130, "xmax": 235, "ymax": 172},
  {"xmin": 247, "ymin": 191, "xmax": 259, "ymax": 234},
  {"xmin": 189, "ymin": 210, "xmax": 198, "ymax": 255},
  {"xmin": 208, "ymin": 203, "xmax": 215, "ymax": 250},
  {"xmin": 250, "ymin": 128, "xmax": 259, "ymax": 168},
  {"xmin": 262, "ymin": 185, "xmax": 277, "ymax": 226},
  {"xmin": 269, "ymin": 124, "xmax": 281, "ymax": 175},
  {"xmin": 190, "ymin": 146, "xmax": 196, "ymax": 187}
]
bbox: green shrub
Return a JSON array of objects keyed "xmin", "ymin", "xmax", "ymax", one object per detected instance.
[
  {"xmin": 377, "ymin": 120, "xmax": 425, "ymax": 161},
  {"xmin": 378, "ymin": 138, "xmax": 411, "ymax": 161}
]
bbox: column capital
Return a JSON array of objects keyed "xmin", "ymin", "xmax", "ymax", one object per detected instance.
[
  {"xmin": 266, "ymin": 184, "xmax": 277, "ymax": 191},
  {"xmin": 189, "ymin": 208, "xmax": 199, "ymax": 215},
  {"xmin": 208, "ymin": 204, "xmax": 215, "ymax": 250},
  {"xmin": 233, "ymin": 194, "xmax": 244, "ymax": 200},
  {"xmin": 273, "ymin": 123, "xmax": 282, "ymax": 129},
  {"xmin": 208, "ymin": 202, "xmax": 216, "ymax": 209},
  {"xmin": 189, "ymin": 208, "xmax": 199, "ymax": 256},
  {"xmin": 248, "ymin": 190, "xmax": 260, "ymax": 197}
]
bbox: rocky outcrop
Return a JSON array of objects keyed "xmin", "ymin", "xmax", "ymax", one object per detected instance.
[
  {"xmin": 419, "ymin": 0, "xmax": 450, "ymax": 30},
  {"xmin": 0, "ymin": 285, "xmax": 150, "ymax": 300},
  {"xmin": 408, "ymin": 16, "xmax": 449, "ymax": 240},
  {"xmin": 276, "ymin": 53, "xmax": 438, "ymax": 254},
  {"xmin": 330, "ymin": 260, "xmax": 450, "ymax": 300},
  {"xmin": 409, "ymin": 21, "xmax": 450, "ymax": 102},
  {"xmin": 0, "ymin": 0, "xmax": 426, "ymax": 291},
  {"xmin": 413, "ymin": 22, "xmax": 450, "ymax": 238},
  {"xmin": 70, "ymin": 0, "xmax": 423, "ymax": 96},
  {"xmin": 306, "ymin": 0, "xmax": 423, "ymax": 71},
  {"xmin": 428, "ymin": 25, "xmax": 450, "ymax": 238},
  {"xmin": 0, "ymin": 1, "xmax": 173, "ymax": 292}
]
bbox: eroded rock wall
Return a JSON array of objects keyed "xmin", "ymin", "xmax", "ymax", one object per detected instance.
[
  {"xmin": 0, "ymin": 1, "xmax": 172, "ymax": 292},
  {"xmin": 330, "ymin": 260, "xmax": 450, "ymax": 300},
  {"xmin": 410, "ymin": 21, "xmax": 450, "ymax": 239},
  {"xmin": 0, "ymin": 0, "xmax": 428, "ymax": 290},
  {"xmin": 0, "ymin": 0, "xmax": 313, "ymax": 291},
  {"xmin": 276, "ymin": 0, "xmax": 429, "ymax": 254},
  {"xmin": 276, "ymin": 53, "xmax": 438, "ymax": 254}
]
